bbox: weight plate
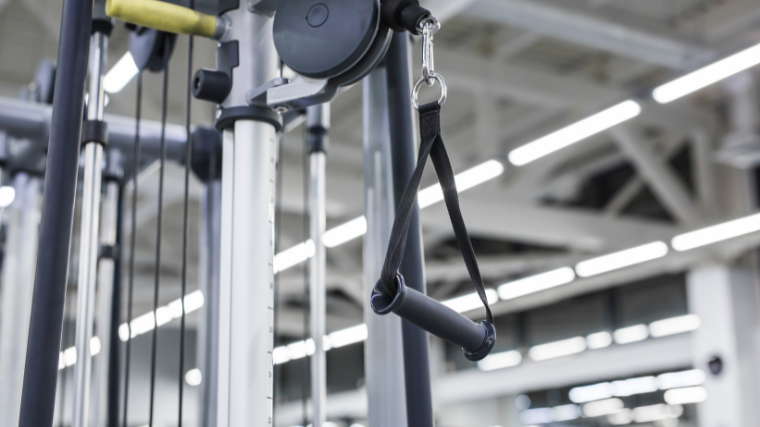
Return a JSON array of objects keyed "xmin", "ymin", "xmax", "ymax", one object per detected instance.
[{"xmin": 274, "ymin": 0, "xmax": 379, "ymax": 79}]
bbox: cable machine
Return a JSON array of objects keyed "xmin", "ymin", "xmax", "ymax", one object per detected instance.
[{"xmin": 18, "ymin": 1, "xmax": 497, "ymax": 426}]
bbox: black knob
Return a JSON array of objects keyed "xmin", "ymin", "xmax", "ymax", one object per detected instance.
[{"xmin": 192, "ymin": 69, "xmax": 231, "ymax": 104}]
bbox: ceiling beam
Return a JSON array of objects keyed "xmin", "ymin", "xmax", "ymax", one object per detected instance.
[
  {"xmin": 610, "ymin": 125, "xmax": 704, "ymax": 227},
  {"xmin": 464, "ymin": 0, "xmax": 710, "ymax": 68},
  {"xmin": 422, "ymin": 191, "xmax": 680, "ymax": 252}
]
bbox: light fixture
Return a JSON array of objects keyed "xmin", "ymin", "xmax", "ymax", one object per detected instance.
[
  {"xmin": 273, "ymin": 240, "xmax": 315, "ymax": 273},
  {"xmin": 442, "ymin": 289, "xmax": 498, "ymax": 313},
  {"xmin": 497, "ymin": 267, "xmax": 575, "ymax": 300},
  {"xmin": 515, "ymin": 395, "xmax": 531, "ymax": 410},
  {"xmin": 613, "ymin": 324, "xmax": 649, "ymax": 344},
  {"xmin": 553, "ymin": 404, "xmax": 580, "ymax": 422},
  {"xmin": 90, "ymin": 337, "xmax": 101, "ymax": 356},
  {"xmin": 508, "ymin": 100, "xmax": 642, "ymax": 166},
  {"xmin": 185, "ymin": 368, "xmax": 203, "ymax": 386},
  {"xmin": 586, "ymin": 331, "xmax": 613, "ymax": 350},
  {"xmin": 607, "ymin": 409, "xmax": 632, "ymax": 425},
  {"xmin": 612, "ymin": 376, "xmax": 658, "ymax": 397},
  {"xmin": 632, "ymin": 404, "xmax": 682, "ymax": 423},
  {"xmin": 103, "ymin": 52, "xmax": 139, "ymax": 93},
  {"xmin": 569, "ymin": 382, "xmax": 614, "ymax": 403},
  {"xmin": 418, "ymin": 160, "xmax": 505, "ymax": 209},
  {"xmin": 649, "ymin": 314, "xmax": 701, "ymax": 337},
  {"xmin": 323, "ymin": 217, "xmax": 367, "ymax": 247},
  {"xmin": 653, "ymin": 41, "xmax": 760, "ymax": 104},
  {"xmin": 0, "ymin": 186, "xmax": 15, "ymax": 208},
  {"xmin": 664, "ymin": 386, "xmax": 707, "ymax": 405},
  {"xmin": 657, "ymin": 370, "xmax": 705, "ymax": 390},
  {"xmin": 528, "ymin": 336, "xmax": 587, "ymax": 361},
  {"xmin": 671, "ymin": 212, "xmax": 760, "ymax": 251},
  {"xmin": 575, "ymin": 241, "xmax": 668, "ymax": 278},
  {"xmin": 477, "ymin": 350, "xmax": 522, "ymax": 371},
  {"xmin": 274, "ymin": 160, "xmax": 504, "ymax": 274},
  {"xmin": 118, "ymin": 290, "xmax": 205, "ymax": 342},
  {"xmin": 583, "ymin": 398, "xmax": 624, "ymax": 418},
  {"xmin": 328, "ymin": 323, "xmax": 368, "ymax": 348},
  {"xmin": 520, "ymin": 408, "xmax": 554, "ymax": 425}
]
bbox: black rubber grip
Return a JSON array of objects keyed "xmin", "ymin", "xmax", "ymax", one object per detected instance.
[{"xmin": 371, "ymin": 273, "xmax": 496, "ymax": 361}]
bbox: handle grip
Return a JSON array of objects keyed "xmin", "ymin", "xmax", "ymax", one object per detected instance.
[
  {"xmin": 105, "ymin": 0, "xmax": 223, "ymax": 39},
  {"xmin": 372, "ymin": 273, "xmax": 495, "ymax": 361}
]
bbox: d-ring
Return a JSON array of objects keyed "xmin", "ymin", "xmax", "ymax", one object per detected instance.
[{"xmin": 412, "ymin": 72, "xmax": 447, "ymax": 109}]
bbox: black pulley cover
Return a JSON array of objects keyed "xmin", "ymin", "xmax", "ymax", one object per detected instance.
[
  {"xmin": 129, "ymin": 28, "xmax": 177, "ymax": 72},
  {"xmin": 273, "ymin": 0, "xmax": 380, "ymax": 79}
]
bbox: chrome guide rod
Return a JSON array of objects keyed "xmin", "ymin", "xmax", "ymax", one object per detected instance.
[{"xmin": 72, "ymin": 27, "xmax": 108, "ymax": 427}]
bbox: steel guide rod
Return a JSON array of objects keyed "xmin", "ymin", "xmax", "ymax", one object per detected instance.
[
  {"xmin": 72, "ymin": 25, "xmax": 109, "ymax": 427},
  {"xmin": 90, "ymin": 149, "xmax": 121, "ymax": 427},
  {"xmin": 306, "ymin": 103, "xmax": 329, "ymax": 427},
  {"xmin": 19, "ymin": 0, "xmax": 93, "ymax": 423}
]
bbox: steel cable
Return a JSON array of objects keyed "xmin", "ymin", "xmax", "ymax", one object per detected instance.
[
  {"xmin": 147, "ymin": 40, "xmax": 171, "ymax": 427},
  {"xmin": 121, "ymin": 70, "xmax": 143, "ymax": 427}
]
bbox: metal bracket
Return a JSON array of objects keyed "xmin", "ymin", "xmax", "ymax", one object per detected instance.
[
  {"xmin": 247, "ymin": 0, "xmax": 280, "ymax": 16},
  {"xmin": 258, "ymin": 76, "xmax": 333, "ymax": 111}
]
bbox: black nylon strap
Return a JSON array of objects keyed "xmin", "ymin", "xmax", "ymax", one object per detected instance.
[{"xmin": 380, "ymin": 101, "xmax": 493, "ymax": 324}]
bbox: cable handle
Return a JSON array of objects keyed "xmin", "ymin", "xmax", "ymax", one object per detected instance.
[{"xmin": 372, "ymin": 101, "xmax": 496, "ymax": 361}]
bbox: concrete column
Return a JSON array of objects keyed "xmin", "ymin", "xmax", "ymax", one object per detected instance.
[{"xmin": 687, "ymin": 265, "xmax": 760, "ymax": 427}]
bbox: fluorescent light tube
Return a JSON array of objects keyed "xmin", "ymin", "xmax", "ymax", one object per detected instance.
[
  {"xmin": 328, "ymin": 323, "xmax": 368, "ymax": 348},
  {"xmin": 575, "ymin": 241, "xmax": 668, "ymax": 278},
  {"xmin": 442, "ymin": 289, "xmax": 498, "ymax": 313},
  {"xmin": 497, "ymin": 267, "xmax": 575, "ymax": 300},
  {"xmin": 671, "ymin": 212, "xmax": 760, "ymax": 251},
  {"xmin": 553, "ymin": 404, "xmax": 580, "ymax": 422},
  {"xmin": 185, "ymin": 368, "xmax": 202, "ymax": 386},
  {"xmin": 586, "ymin": 331, "xmax": 613, "ymax": 350},
  {"xmin": 90, "ymin": 336, "xmax": 101, "ymax": 356},
  {"xmin": 520, "ymin": 408, "xmax": 554, "ymax": 425},
  {"xmin": 528, "ymin": 336, "xmax": 587, "ymax": 361},
  {"xmin": 613, "ymin": 324, "xmax": 649, "ymax": 344},
  {"xmin": 477, "ymin": 350, "xmax": 522, "ymax": 371},
  {"xmin": 607, "ymin": 409, "xmax": 633, "ymax": 425},
  {"xmin": 657, "ymin": 369, "xmax": 705, "ymax": 390},
  {"xmin": 418, "ymin": 160, "xmax": 505, "ymax": 208},
  {"xmin": 0, "ymin": 186, "xmax": 15, "ymax": 208},
  {"xmin": 569, "ymin": 382, "xmax": 614, "ymax": 403},
  {"xmin": 664, "ymin": 386, "xmax": 707, "ymax": 405},
  {"xmin": 583, "ymin": 398, "xmax": 624, "ymax": 418},
  {"xmin": 508, "ymin": 101, "xmax": 642, "ymax": 166},
  {"xmin": 649, "ymin": 314, "xmax": 701, "ymax": 337},
  {"xmin": 273, "ymin": 240, "xmax": 315, "ymax": 273},
  {"xmin": 632, "ymin": 404, "xmax": 682, "ymax": 423},
  {"xmin": 323, "ymin": 217, "xmax": 367, "ymax": 247},
  {"xmin": 103, "ymin": 52, "xmax": 139, "ymax": 93},
  {"xmin": 653, "ymin": 42, "xmax": 760, "ymax": 104},
  {"xmin": 612, "ymin": 376, "xmax": 658, "ymax": 397}
]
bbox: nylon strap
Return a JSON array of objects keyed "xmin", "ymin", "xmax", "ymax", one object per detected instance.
[{"xmin": 379, "ymin": 101, "xmax": 493, "ymax": 324}]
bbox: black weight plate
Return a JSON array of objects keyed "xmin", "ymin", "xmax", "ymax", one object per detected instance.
[{"xmin": 274, "ymin": 0, "xmax": 379, "ymax": 79}]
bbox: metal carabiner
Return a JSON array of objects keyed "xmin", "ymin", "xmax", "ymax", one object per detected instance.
[
  {"xmin": 419, "ymin": 17, "xmax": 440, "ymax": 86},
  {"xmin": 412, "ymin": 16, "xmax": 446, "ymax": 109}
]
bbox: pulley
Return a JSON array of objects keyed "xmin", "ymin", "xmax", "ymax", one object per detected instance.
[{"xmin": 129, "ymin": 27, "xmax": 177, "ymax": 73}]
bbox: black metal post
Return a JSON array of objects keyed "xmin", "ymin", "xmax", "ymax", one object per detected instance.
[
  {"xmin": 108, "ymin": 182, "xmax": 124, "ymax": 427},
  {"xmin": 18, "ymin": 0, "xmax": 93, "ymax": 425},
  {"xmin": 385, "ymin": 32, "xmax": 435, "ymax": 427}
]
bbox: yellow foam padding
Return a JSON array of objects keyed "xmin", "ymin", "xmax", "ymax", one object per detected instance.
[{"xmin": 106, "ymin": 0, "xmax": 218, "ymax": 38}]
